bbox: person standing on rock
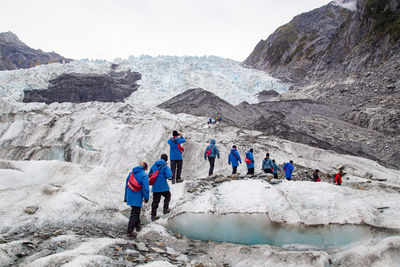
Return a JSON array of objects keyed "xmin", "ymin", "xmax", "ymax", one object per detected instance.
[
  {"xmin": 272, "ymin": 159, "xmax": 281, "ymax": 179},
  {"xmin": 245, "ymin": 148, "xmax": 255, "ymax": 175},
  {"xmin": 283, "ymin": 160, "xmax": 294, "ymax": 180},
  {"xmin": 313, "ymin": 169, "xmax": 321, "ymax": 182},
  {"xmin": 204, "ymin": 139, "xmax": 220, "ymax": 176},
  {"xmin": 228, "ymin": 145, "xmax": 241, "ymax": 174},
  {"xmin": 124, "ymin": 161, "xmax": 149, "ymax": 238},
  {"xmin": 150, "ymin": 154, "xmax": 172, "ymax": 221},
  {"xmin": 335, "ymin": 170, "xmax": 343, "ymax": 185},
  {"xmin": 168, "ymin": 130, "xmax": 186, "ymax": 184},
  {"xmin": 262, "ymin": 153, "xmax": 274, "ymax": 174}
]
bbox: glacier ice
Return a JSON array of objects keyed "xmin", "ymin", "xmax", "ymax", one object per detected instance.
[{"xmin": 0, "ymin": 55, "xmax": 289, "ymax": 105}]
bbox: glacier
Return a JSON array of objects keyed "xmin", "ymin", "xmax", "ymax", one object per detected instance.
[{"xmin": 0, "ymin": 55, "xmax": 288, "ymax": 106}]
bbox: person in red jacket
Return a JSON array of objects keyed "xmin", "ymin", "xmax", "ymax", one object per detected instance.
[
  {"xmin": 313, "ymin": 169, "xmax": 321, "ymax": 182},
  {"xmin": 335, "ymin": 170, "xmax": 343, "ymax": 185}
]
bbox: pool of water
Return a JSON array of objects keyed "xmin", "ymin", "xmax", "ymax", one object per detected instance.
[{"xmin": 166, "ymin": 213, "xmax": 394, "ymax": 249}]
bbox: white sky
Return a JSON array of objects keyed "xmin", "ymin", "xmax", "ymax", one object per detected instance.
[{"xmin": 1, "ymin": 0, "xmax": 332, "ymax": 61}]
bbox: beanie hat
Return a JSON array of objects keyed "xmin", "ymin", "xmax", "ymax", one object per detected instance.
[
  {"xmin": 161, "ymin": 154, "xmax": 168, "ymax": 161},
  {"xmin": 172, "ymin": 130, "xmax": 179, "ymax": 137}
]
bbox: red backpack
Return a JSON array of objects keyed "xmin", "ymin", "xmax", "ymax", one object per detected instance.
[
  {"xmin": 244, "ymin": 157, "xmax": 252, "ymax": 164},
  {"xmin": 127, "ymin": 172, "xmax": 142, "ymax": 192},
  {"xmin": 177, "ymin": 143, "xmax": 184, "ymax": 153},
  {"xmin": 149, "ymin": 163, "xmax": 166, "ymax": 185},
  {"xmin": 205, "ymin": 145, "xmax": 214, "ymax": 157}
]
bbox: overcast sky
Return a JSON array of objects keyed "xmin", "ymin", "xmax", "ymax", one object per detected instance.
[{"xmin": 1, "ymin": 0, "xmax": 333, "ymax": 61}]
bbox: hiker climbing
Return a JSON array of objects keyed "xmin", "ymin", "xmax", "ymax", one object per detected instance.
[
  {"xmin": 245, "ymin": 148, "xmax": 255, "ymax": 175},
  {"xmin": 208, "ymin": 117, "xmax": 213, "ymax": 124},
  {"xmin": 204, "ymin": 139, "xmax": 220, "ymax": 176},
  {"xmin": 272, "ymin": 159, "xmax": 281, "ymax": 179},
  {"xmin": 262, "ymin": 153, "xmax": 274, "ymax": 174},
  {"xmin": 335, "ymin": 169, "xmax": 343, "ymax": 185},
  {"xmin": 313, "ymin": 169, "xmax": 321, "ymax": 182},
  {"xmin": 228, "ymin": 145, "xmax": 241, "ymax": 174},
  {"xmin": 124, "ymin": 161, "xmax": 149, "ymax": 238},
  {"xmin": 283, "ymin": 160, "xmax": 294, "ymax": 180},
  {"xmin": 149, "ymin": 154, "xmax": 172, "ymax": 221},
  {"xmin": 168, "ymin": 130, "xmax": 186, "ymax": 184}
]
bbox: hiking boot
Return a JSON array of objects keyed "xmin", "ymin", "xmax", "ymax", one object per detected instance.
[
  {"xmin": 151, "ymin": 215, "xmax": 160, "ymax": 221},
  {"xmin": 176, "ymin": 178, "xmax": 183, "ymax": 183},
  {"xmin": 127, "ymin": 231, "xmax": 137, "ymax": 238},
  {"xmin": 135, "ymin": 225, "xmax": 141, "ymax": 232},
  {"xmin": 163, "ymin": 208, "xmax": 171, "ymax": 214}
]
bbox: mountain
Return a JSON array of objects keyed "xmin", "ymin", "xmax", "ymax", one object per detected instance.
[{"xmin": 0, "ymin": 31, "xmax": 71, "ymax": 70}]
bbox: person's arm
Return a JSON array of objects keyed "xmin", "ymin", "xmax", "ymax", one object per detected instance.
[
  {"xmin": 178, "ymin": 136, "xmax": 186, "ymax": 144},
  {"xmin": 216, "ymin": 146, "xmax": 220, "ymax": 159},
  {"xmin": 228, "ymin": 154, "xmax": 231, "ymax": 165},
  {"xmin": 124, "ymin": 174, "xmax": 129, "ymax": 202},
  {"xmin": 142, "ymin": 174, "xmax": 150, "ymax": 202},
  {"xmin": 250, "ymin": 153, "xmax": 255, "ymax": 163},
  {"xmin": 236, "ymin": 151, "xmax": 242, "ymax": 163},
  {"xmin": 164, "ymin": 166, "xmax": 172, "ymax": 179},
  {"xmin": 204, "ymin": 147, "xmax": 207, "ymax": 160}
]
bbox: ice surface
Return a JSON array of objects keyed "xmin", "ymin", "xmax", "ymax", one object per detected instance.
[{"xmin": 0, "ymin": 56, "xmax": 288, "ymax": 105}]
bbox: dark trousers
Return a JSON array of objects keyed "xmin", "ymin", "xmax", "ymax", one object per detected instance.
[
  {"xmin": 127, "ymin": 206, "xmax": 141, "ymax": 233},
  {"xmin": 247, "ymin": 168, "xmax": 254, "ymax": 175},
  {"xmin": 273, "ymin": 173, "xmax": 278, "ymax": 179},
  {"xmin": 171, "ymin": 160, "xmax": 183, "ymax": 183},
  {"xmin": 264, "ymin": 169, "xmax": 273, "ymax": 173},
  {"xmin": 232, "ymin": 166, "xmax": 237, "ymax": 174},
  {"xmin": 208, "ymin": 157, "xmax": 215, "ymax": 176},
  {"xmin": 151, "ymin": 191, "xmax": 171, "ymax": 216}
]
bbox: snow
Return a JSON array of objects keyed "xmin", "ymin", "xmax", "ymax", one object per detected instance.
[
  {"xmin": 333, "ymin": 0, "xmax": 358, "ymax": 11},
  {"xmin": 0, "ymin": 55, "xmax": 288, "ymax": 105}
]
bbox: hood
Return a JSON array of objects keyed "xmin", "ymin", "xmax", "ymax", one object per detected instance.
[
  {"xmin": 210, "ymin": 139, "xmax": 216, "ymax": 145},
  {"xmin": 230, "ymin": 148, "xmax": 237, "ymax": 153},
  {"xmin": 153, "ymin": 159, "xmax": 166, "ymax": 168},
  {"xmin": 132, "ymin": 165, "xmax": 145, "ymax": 173}
]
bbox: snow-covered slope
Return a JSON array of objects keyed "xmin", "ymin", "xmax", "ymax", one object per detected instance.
[{"xmin": 0, "ymin": 55, "xmax": 288, "ymax": 105}]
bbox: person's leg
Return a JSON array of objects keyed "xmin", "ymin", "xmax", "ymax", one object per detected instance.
[
  {"xmin": 127, "ymin": 206, "xmax": 136, "ymax": 234},
  {"xmin": 170, "ymin": 160, "xmax": 177, "ymax": 184},
  {"xmin": 249, "ymin": 168, "xmax": 254, "ymax": 175},
  {"xmin": 151, "ymin": 192, "xmax": 162, "ymax": 217},
  {"xmin": 274, "ymin": 173, "xmax": 278, "ymax": 179},
  {"xmin": 176, "ymin": 160, "xmax": 183, "ymax": 182},
  {"xmin": 162, "ymin": 191, "xmax": 171, "ymax": 213},
  {"xmin": 129, "ymin": 206, "xmax": 141, "ymax": 231},
  {"xmin": 208, "ymin": 157, "xmax": 215, "ymax": 176},
  {"xmin": 232, "ymin": 166, "xmax": 237, "ymax": 174}
]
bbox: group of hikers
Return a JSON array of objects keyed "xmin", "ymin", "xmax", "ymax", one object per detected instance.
[
  {"xmin": 124, "ymin": 130, "xmax": 344, "ymax": 237},
  {"xmin": 208, "ymin": 117, "xmax": 222, "ymax": 124}
]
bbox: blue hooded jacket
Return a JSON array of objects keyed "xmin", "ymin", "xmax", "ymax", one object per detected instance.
[
  {"xmin": 168, "ymin": 136, "xmax": 186, "ymax": 160},
  {"xmin": 204, "ymin": 139, "xmax": 220, "ymax": 159},
  {"xmin": 283, "ymin": 162, "xmax": 294, "ymax": 179},
  {"xmin": 272, "ymin": 162, "xmax": 281, "ymax": 174},
  {"xmin": 150, "ymin": 159, "xmax": 172, "ymax": 193},
  {"xmin": 245, "ymin": 151, "xmax": 255, "ymax": 169},
  {"xmin": 228, "ymin": 148, "xmax": 241, "ymax": 167},
  {"xmin": 262, "ymin": 157, "xmax": 273, "ymax": 170},
  {"xmin": 124, "ymin": 165, "xmax": 149, "ymax": 207}
]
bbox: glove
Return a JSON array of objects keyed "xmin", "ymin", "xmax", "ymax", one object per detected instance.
[
  {"xmin": 144, "ymin": 199, "xmax": 148, "ymax": 203},
  {"xmin": 124, "ymin": 199, "xmax": 127, "ymax": 203}
]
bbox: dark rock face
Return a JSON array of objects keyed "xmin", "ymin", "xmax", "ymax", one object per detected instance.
[
  {"xmin": 0, "ymin": 31, "xmax": 71, "ymax": 71},
  {"xmin": 257, "ymin": 90, "xmax": 280, "ymax": 102},
  {"xmin": 23, "ymin": 70, "xmax": 141, "ymax": 103},
  {"xmin": 158, "ymin": 88, "xmax": 400, "ymax": 169}
]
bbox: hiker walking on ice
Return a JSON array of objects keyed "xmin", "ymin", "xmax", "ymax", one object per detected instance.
[
  {"xmin": 272, "ymin": 159, "xmax": 281, "ymax": 179},
  {"xmin": 313, "ymin": 169, "xmax": 321, "ymax": 182},
  {"xmin": 262, "ymin": 153, "xmax": 274, "ymax": 174},
  {"xmin": 168, "ymin": 130, "xmax": 186, "ymax": 183},
  {"xmin": 283, "ymin": 160, "xmax": 294, "ymax": 180},
  {"xmin": 124, "ymin": 161, "xmax": 149, "ymax": 238},
  {"xmin": 204, "ymin": 139, "xmax": 220, "ymax": 176},
  {"xmin": 149, "ymin": 154, "xmax": 172, "ymax": 221},
  {"xmin": 228, "ymin": 145, "xmax": 241, "ymax": 174},
  {"xmin": 335, "ymin": 169, "xmax": 343, "ymax": 185},
  {"xmin": 245, "ymin": 148, "xmax": 255, "ymax": 175}
]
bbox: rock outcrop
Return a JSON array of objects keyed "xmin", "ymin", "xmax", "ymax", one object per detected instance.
[
  {"xmin": 23, "ymin": 70, "xmax": 141, "ymax": 103},
  {"xmin": 0, "ymin": 31, "xmax": 71, "ymax": 71},
  {"xmin": 158, "ymin": 88, "xmax": 400, "ymax": 169}
]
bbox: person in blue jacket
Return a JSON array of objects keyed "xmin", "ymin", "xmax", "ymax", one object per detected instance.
[
  {"xmin": 204, "ymin": 139, "xmax": 220, "ymax": 176},
  {"xmin": 228, "ymin": 145, "xmax": 241, "ymax": 174},
  {"xmin": 168, "ymin": 130, "xmax": 186, "ymax": 184},
  {"xmin": 272, "ymin": 159, "xmax": 281, "ymax": 179},
  {"xmin": 150, "ymin": 154, "xmax": 173, "ymax": 221},
  {"xmin": 245, "ymin": 148, "xmax": 255, "ymax": 175},
  {"xmin": 283, "ymin": 160, "xmax": 294, "ymax": 180},
  {"xmin": 262, "ymin": 153, "xmax": 274, "ymax": 174},
  {"xmin": 124, "ymin": 161, "xmax": 149, "ymax": 237}
]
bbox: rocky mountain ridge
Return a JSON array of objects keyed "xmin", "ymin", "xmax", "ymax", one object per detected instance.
[{"xmin": 0, "ymin": 31, "xmax": 71, "ymax": 71}]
